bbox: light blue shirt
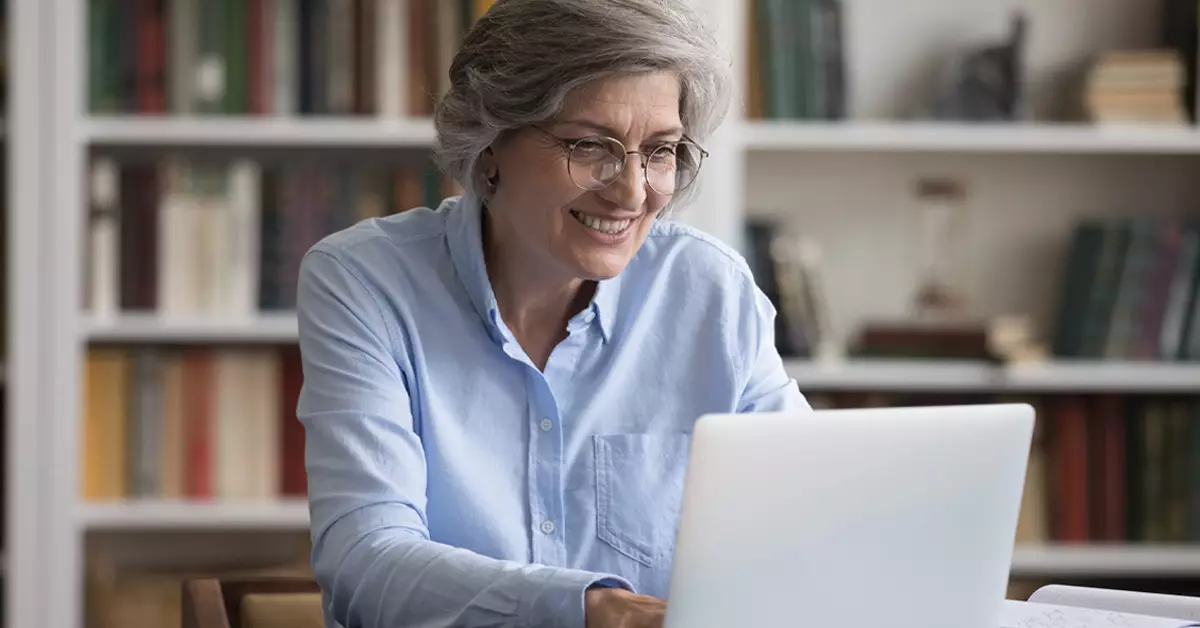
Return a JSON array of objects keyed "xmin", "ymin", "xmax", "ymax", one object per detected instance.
[{"xmin": 296, "ymin": 192, "xmax": 810, "ymax": 628}]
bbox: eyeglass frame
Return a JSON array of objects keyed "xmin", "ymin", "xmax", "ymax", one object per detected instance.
[{"xmin": 528, "ymin": 124, "xmax": 709, "ymax": 196}]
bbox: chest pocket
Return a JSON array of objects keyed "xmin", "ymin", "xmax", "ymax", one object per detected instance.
[{"xmin": 593, "ymin": 433, "xmax": 691, "ymax": 567}]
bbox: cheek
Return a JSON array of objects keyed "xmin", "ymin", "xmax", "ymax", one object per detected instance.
[{"xmin": 504, "ymin": 161, "xmax": 580, "ymax": 214}]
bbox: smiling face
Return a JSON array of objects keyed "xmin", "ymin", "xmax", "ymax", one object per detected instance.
[{"xmin": 482, "ymin": 71, "xmax": 682, "ymax": 282}]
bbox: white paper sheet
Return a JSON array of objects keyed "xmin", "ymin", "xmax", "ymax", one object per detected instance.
[{"xmin": 1001, "ymin": 600, "xmax": 1200, "ymax": 628}]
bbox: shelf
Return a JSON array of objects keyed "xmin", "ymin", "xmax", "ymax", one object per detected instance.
[
  {"xmin": 85, "ymin": 313, "xmax": 299, "ymax": 343},
  {"xmin": 83, "ymin": 116, "xmax": 437, "ymax": 147},
  {"xmin": 785, "ymin": 359, "xmax": 1200, "ymax": 393},
  {"xmin": 740, "ymin": 121, "xmax": 1200, "ymax": 155},
  {"xmin": 80, "ymin": 500, "xmax": 310, "ymax": 530},
  {"xmin": 1003, "ymin": 361, "xmax": 1200, "ymax": 393},
  {"xmin": 786, "ymin": 359, "xmax": 997, "ymax": 391},
  {"xmin": 71, "ymin": 504, "xmax": 1200, "ymax": 577},
  {"xmin": 1011, "ymin": 544, "xmax": 1200, "ymax": 577}
]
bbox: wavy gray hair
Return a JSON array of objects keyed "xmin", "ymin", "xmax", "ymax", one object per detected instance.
[{"xmin": 432, "ymin": 0, "xmax": 732, "ymax": 212}]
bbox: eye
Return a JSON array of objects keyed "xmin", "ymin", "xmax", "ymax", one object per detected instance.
[
  {"xmin": 648, "ymin": 145, "xmax": 677, "ymax": 164},
  {"xmin": 572, "ymin": 139, "xmax": 610, "ymax": 156}
]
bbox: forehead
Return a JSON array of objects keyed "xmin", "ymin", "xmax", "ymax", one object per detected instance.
[{"xmin": 558, "ymin": 72, "xmax": 682, "ymax": 133}]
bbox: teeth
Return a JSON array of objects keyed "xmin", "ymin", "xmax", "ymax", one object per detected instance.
[{"xmin": 571, "ymin": 210, "xmax": 632, "ymax": 235}]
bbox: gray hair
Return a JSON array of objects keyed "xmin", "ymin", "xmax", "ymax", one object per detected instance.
[{"xmin": 432, "ymin": 0, "xmax": 732, "ymax": 211}]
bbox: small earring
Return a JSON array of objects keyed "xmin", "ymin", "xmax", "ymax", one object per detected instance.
[{"xmin": 486, "ymin": 173, "xmax": 499, "ymax": 190}]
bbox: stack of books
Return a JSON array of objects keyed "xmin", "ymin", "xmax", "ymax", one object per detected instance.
[{"xmin": 1083, "ymin": 50, "xmax": 1188, "ymax": 125}]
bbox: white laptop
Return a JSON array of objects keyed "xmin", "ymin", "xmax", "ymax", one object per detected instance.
[{"xmin": 663, "ymin": 403, "xmax": 1035, "ymax": 628}]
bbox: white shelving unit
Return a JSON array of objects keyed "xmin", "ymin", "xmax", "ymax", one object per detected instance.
[
  {"xmin": 85, "ymin": 313, "xmax": 300, "ymax": 343},
  {"xmin": 84, "ymin": 116, "xmax": 437, "ymax": 147},
  {"xmin": 79, "ymin": 501, "xmax": 310, "ymax": 531},
  {"xmin": 10, "ymin": 1, "xmax": 1200, "ymax": 627},
  {"xmin": 1010, "ymin": 545, "xmax": 1200, "ymax": 578},
  {"xmin": 785, "ymin": 359, "xmax": 1200, "ymax": 393},
  {"xmin": 739, "ymin": 121, "xmax": 1200, "ymax": 155},
  {"xmin": 68, "ymin": 501, "xmax": 1200, "ymax": 577}
]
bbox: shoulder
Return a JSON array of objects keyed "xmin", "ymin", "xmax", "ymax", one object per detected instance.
[
  {"xmin": 302, "ymin": 199, "xmax": 453, "ymax": 282},
  {"xmin": 638, "ymin": 218, "xmax": 759, "ymax": 293},
  {"xmin": 631, "ymin": 218, "xmax": 776, "ymax": 348},
  {"xmin": 296, "ymin": 199, "xmax": 463, "ymax": 350},
  {"xmin": 296, "ymin": 199, "xmax": 462, "ymax": 334},
  {"xmin": 310, "ymin": 201, "xmax": 449, "ymax": 261}
]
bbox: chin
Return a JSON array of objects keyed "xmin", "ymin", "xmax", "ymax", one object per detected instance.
[
  {"xmin": 560, "ymin": 210, "xmax": 654, "ymax": 280},
  {"xmin": 572, "ymin": 251, "xmax": 636, "ymax": 281}
]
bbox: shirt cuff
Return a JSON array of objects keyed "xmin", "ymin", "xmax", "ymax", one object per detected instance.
[
  {"xmin": 590, "ymin": 577, "xmax": 632, "ymax": 590},
  {"xmin": 521, "ymin": 568, "xmax": 635, "ymax": 628}
]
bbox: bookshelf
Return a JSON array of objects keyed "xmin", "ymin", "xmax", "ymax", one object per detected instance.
[{"xmin": 10, "ymin": 0, "xmax": 1200, "ymax": 627}]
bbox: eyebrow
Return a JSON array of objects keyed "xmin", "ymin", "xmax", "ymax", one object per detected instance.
[{"xmin": 554, "ymin": 119, "xmax": 685, "ymax": 142}]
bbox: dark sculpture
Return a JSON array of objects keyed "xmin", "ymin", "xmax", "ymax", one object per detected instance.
[{"xmin": 927, "ymin": 12, "xmax": 1028, "ymax": 121}]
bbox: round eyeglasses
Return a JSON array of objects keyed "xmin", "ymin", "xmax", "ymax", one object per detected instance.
[{"xmin": 532, "ymin": 126, "xmax": 708, "ymax": 196}]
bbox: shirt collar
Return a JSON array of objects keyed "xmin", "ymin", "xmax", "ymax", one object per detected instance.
[{"xmin": 445, "ymin": 193, "xmax": 619, "ymax": 345}]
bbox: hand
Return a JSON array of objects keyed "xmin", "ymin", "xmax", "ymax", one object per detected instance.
[{"xmin": 585, "ymin": 586, "xmax": 667, "ymax": 628}]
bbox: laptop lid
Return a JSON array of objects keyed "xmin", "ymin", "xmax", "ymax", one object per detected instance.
[{"xmin": 663, "ymin": 403, "xmax": 1035, "ymax": 628}]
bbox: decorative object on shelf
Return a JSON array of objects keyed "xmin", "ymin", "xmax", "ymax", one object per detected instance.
[
  {"xmin": 845, "ymin": 176, "xmax": 994, "ymax": 362},
  {"xmin": 770, "ymin": 232, "xmax": 842, "ymax": 363},
  {"xmin": 745, "ymin": 219, "xmax": 843, "ymax": 362},
  {"xmin": 910, "ymin": 176, "xmax": 973, "ymax": 322},
  {"xmin": 987, "ymin": 315, "xmax": 1048, "ymax": 365},
  {"xmin": 925, "ymin": 12, "xmax": 1028, "ymax": 122},
  {"xmin": 850, "ymin": 319, "xmax": 993, "ymax": 361}
]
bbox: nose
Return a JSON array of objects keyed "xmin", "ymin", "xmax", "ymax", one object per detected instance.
[{"xmin": 598, "ymin": 154, "xmax": 648, "ymax": 210}]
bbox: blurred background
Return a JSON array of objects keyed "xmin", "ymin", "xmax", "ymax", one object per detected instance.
[{"xmin": 7, "ymin": 0, "xmax": 1200, "ymax": 626}]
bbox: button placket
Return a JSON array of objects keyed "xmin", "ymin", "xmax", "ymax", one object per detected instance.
[{"xmin": 528, "ymin": 375, "xmax": 565, "ymax": 565}]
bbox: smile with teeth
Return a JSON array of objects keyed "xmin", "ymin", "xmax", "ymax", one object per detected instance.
[{"xmin": 570, "ymin": 209, "xmax": 633, "ymax": 235}]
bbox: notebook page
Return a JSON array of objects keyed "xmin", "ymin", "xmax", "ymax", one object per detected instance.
[{"xmin": 1001, "ymin": 600, "xmax": 1200, "ymax": 628}]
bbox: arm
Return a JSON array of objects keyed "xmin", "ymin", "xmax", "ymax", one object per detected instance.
[
  {"xmin": 735, "ymin": 279, "xmax": 811, "ymax": 414},
  {"xmin": 296, "ymin": 248, "xmax": 628, "ymax": 628}
]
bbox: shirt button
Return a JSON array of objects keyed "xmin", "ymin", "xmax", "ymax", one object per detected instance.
[
  {"xmin": 540, "ymin": 418, "xmax": 553, "ymax": 432},
  {"xmin": 540, "ymin": 520, "xmax": 556, "ymax": 535}
]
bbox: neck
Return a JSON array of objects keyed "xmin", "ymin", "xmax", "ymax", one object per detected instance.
[{"xmin": 482, "ymin": 206, "xmax": 595, "ymax": 339}]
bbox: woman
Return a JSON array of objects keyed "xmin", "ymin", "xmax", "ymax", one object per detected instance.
[{"xmin": 296, "ymin": 1, "xmax": 810, "ymax": 626}]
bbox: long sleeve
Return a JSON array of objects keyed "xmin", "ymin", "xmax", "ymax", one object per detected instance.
[
  {"xmin": 295, "ymin": 247, "xmax": 628, "ymax": 628},
  {"xmin": 735, "ymin": 275, "xmax": 811, "ymax": 414}
]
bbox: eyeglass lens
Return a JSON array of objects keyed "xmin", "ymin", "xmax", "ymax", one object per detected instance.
[{"xmin": 566, "ymin": 136, "xmax": 703, "ymax": 195}]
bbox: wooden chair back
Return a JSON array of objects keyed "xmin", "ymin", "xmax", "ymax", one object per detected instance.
[{"xmin": 182, "ymin": 576, "xmax": 322, "ymax": 628}]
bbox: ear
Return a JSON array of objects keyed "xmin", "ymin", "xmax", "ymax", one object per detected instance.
[
  {"xmin": 480, "ymin": 146, "xmax": 498, "ymax": 180},
  {"xmin": 480, "ymin": 147, "xmax": 500, "ymax": 192}
]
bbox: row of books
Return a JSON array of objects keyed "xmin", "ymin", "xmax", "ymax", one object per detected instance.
[
  {"xmin": 1035, "ymin": 395, "xmax": 1200, "ymax": 544},
  {"xmin": 81, "ymin": 346, "xmax": 306, "ymax": 501},
  {"xmin": 808, "ymin": 391, "xmax": 1200, "ymax": 544},
  {"xmin": 746, "ymin": 0, "xmax": 846, "ymax": 121},
  {"xmin": 85, "ymin": 155, "xmax": 461, "ymax": 317},
  {"xmin": 1051, "ymin": 218, "xmax": 1200, "ymax": 362},
  {"xmin": 87, "ymin": 0, "xmax": 494, "ymax": 117},
  {"xmin": 744, "ymin": 219, "xmax": 831, "ymax": 359}
]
